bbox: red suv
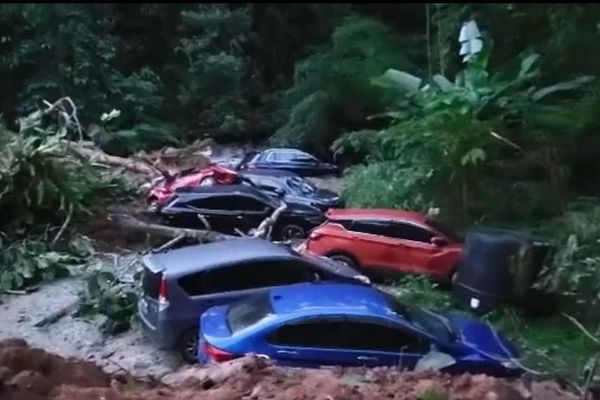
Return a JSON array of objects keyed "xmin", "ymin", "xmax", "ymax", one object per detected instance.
[
  {"xmin": 303, "ymin": 208, "xmax": 463, "ymax": 284},
  {"xmin": 147, "ymin": 165, "xmax": 238, "ymax": 211}
]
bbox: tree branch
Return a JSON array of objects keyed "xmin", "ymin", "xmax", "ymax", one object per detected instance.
[{"xmin": 563, "ymin": 313, "xmax": 600, "ymax": 346}]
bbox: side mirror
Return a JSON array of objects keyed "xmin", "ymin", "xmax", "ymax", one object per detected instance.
[{"xmin": 431, "ymin": 237, "xmax": 449, "ymax": 247}]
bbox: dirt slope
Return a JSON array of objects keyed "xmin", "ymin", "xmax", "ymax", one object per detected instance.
[{"xmin": 0, "ymin": 339, "xmax": 579, "ymax": 400}]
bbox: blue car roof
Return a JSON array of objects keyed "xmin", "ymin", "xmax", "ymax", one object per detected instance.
[{"xmin": 268, "ymin": 283, "xmax": 399, "ymax": 320}]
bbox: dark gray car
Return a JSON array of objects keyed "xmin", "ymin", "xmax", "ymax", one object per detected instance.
[{"xmin": 137, "ymin": 238, "xmax": 369, "ymax": 362}]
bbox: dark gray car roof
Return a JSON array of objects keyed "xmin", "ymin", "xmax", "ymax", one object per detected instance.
[
  {"xmin": 176, "ymin": 184, "xmax": 276, "ymax": 205},
  {"xmin": 144, "ymin": 238, "xmax": 295, "ymax": 276}
]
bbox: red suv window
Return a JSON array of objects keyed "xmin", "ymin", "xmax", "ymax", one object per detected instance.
[{"xmin": 348, "ymin": 220, "xmax": 433, "ymax": 243}]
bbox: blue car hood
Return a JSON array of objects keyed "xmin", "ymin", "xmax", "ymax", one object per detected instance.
[{"xmin": 448, "ymin": 315, "xmax": 519, "ymax": 360}]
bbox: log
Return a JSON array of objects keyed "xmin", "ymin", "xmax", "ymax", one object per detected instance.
[
  {"xmin": 64, "ymin": 141, "xmax": 158, "ymax": 175},
  {"xmin": 108, "ymin": 213, "xmax": 234, "ymax": 242},
  {"xmin": 33, "ymin": 299, "xmax": 81, "ymax": 327}
]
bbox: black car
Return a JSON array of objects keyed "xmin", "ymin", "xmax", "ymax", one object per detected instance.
[
  {"xmin": 160, "ymin": 185, "xmax": 325, "ymax": 240},
  {"xmin": 138, "ymin": 238, "xmax": 370, "ymax": 362},
  {"xmin": 236, "ymin": 148, "xmax": 339, "ymax": 177},
  {"xmin": 239, "ymin": 169, "xmax": 343, "ymax": 211}
]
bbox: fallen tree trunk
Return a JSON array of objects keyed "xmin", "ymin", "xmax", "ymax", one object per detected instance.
[
  {"xmin": 64, "ymin": 141, "xmax": 159, "ymax": 175},
  {"xmin": 108, "ymin": 213, "xmax": 234, "ymax": 242}
]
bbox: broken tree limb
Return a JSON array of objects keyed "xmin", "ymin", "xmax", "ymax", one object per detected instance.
[
  {"xmin": 562, "ymin": 313, "xmax": 600, "ymax": 346},
  {"xmin": 51, "ymin": 203, "xmax": 73, "ymax": 247},
  {"xmin": 64, "ymin": 141, "xmax": 158, "ymax": 175},
  {"xmin": 154, "ymin": 234, "xmax": 186, "ymax": 252},
  {"xmin": 108, "ymin": 213, "xmax": 234, "ymax": 242},
  {"xmin": 33, "ymin": 299, "xmax": 81, "ymax": 328},
  {"xmin": 247, "ymin": 201, "xmax": 287, "ymax": 240}
]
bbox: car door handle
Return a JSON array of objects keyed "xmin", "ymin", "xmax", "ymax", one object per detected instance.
[
  {"xmin": 277, "ymin": 350, "xmax": 298, "ymax": 355},
  {"xmin": 357, "ymin": 356, "xmax": 378, "ymax": 361}
]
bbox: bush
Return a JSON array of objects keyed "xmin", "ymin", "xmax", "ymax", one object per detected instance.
[
  {"xmin": 270, "ymin": 91, "xmax": 334, "ymax": 152},
  {"xmin": 535, "ymin": 201, "xmax": 600, "ymax": 323},
  {"xmin": 342, "ymin": 162, "xmax": 431, "ymax": 211},
  {"xmin": 274, "ymin": 14, "xmax": 418, "ymax": 154}
]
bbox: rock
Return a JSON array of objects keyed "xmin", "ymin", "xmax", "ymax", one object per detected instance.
[
  {"xmin": 133, "ymin": 359, "xmax": 150, "ymax": 370},
  {"xmin": 101, "ymin": 349, "xmax": 116, "ymax": 359}
]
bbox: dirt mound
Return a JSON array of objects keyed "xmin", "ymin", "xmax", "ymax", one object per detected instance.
[
  {"xmin": 0, "ymin": 338, "xmax": 110, "ymax": 400},
  {"xmin": 0, "ymin": 340, "xmax": 579, "ymax": 400}
]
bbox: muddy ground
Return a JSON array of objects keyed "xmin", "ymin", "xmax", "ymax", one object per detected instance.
[{"xmin": 0, "ymin": 339, "xmax": 580, "ymax": 400}]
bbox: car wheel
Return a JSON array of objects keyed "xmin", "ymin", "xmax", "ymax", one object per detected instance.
[
  {"xmin": 329, "ymin": 254, "xmax": 357, "ymax": 269},
  {"xmin": 178, "ymin": 329, "xmax": 199, "ymax": 364},
  {"xmin": 280, "ymin": 224, "xmax": 306, "ymax": 240}
]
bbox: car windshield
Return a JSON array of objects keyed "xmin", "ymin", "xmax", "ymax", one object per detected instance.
[
  {"xmin": 286, "ymin": 177, "xmax": 315, "ymax": 195},
  {"xmin": 426, "ymin": 219, "xmax": 462, "ymax": 243},
  {"xmin": 227, "ymin": 293, "xmax": 274, "ymax": 333},
  {"xmin": 290, "ymin": 151, "xmax": 317, "ymax": 162},
  {"xmin": 384, "ymin": 293, "xmax": 456, "ymax": 343}
]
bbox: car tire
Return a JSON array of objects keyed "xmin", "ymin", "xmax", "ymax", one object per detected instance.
[
  {"xmin": 280, "ymin": 224, "xmax": 306, "ymax": 241},
  {"xmin": 329, "ymin": 254, "xmax": 357, "ymax": 269},
  {"xmin": 178, "ymin": 329, "xmax": 199, "ymax": 364}
]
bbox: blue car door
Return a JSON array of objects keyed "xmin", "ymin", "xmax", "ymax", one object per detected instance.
[
  {"xmin": 341, "ymin": 318, "xmax": 430, "ymax": 369},
  {"xmin": 264, "ymin": 318, "xmax": 359, "ymax": 368}
]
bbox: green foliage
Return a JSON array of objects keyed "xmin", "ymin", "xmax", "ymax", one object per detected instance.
[
  {"xmin": 91, "ymin": 121, "xmax": 182, "ymax": 156},
  {"xmin": 0, "ymin": 122, "xmax": 127, "ymax": 231},
  {"xmin": 388, "ymin": 276, "xmax": 457, "ymax": 313},
  {"xmin": 271, "ymin": 91, "xmax": 333, "ymax": 150},
  {"xmin": 175, "ymin": 5, "xmax": 252, "ymax": 138},
  {"xmin": 0, "ymin": 235, "xmax": 93, "ymax": 292},
  {"xmin": 78, "ymin": 259, "xmax": 137, "ymax": 334},
  {"xmin": 274, "ymin": 14, "xmax": 418, "ymax": 154},
  {"xmin": 339, "ymin": 39, "xmax": 593, "ymax": 224},
  {"xmin": 535, "ymin": 202, "xmax": 600, "ymax": 322},
  {"xmin": 392, "ymin": 276, "xmax": 597, "ymax": 383},
  {"xmin": 342, "ymin": 161, "xmax": 431, "ymax": 211},
  {"xmin": 0, "ymin": 5, "xmax": 164, "ymax": 127}
]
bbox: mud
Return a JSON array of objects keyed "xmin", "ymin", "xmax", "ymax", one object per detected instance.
[
  {"xmin": 0, "ymin": 277, "xmax": 181, "ymax": 381},
  {"xmin": 0, "ymin": 341, "xmax": 579, "ymax": 400}
]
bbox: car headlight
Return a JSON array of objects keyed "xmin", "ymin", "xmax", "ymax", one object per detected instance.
[
  {"xmin": 200, "ymin": 177, "xmax": 216, "ymax": 186},
  {"xmin": 501, "ymin": 360, "xmax": 520, "ymax": 369}
]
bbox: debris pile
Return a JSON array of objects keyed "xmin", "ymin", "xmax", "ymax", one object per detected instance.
[{"xmin": 0, "ymin": 339, "xmax": 579, "ymax": 400}]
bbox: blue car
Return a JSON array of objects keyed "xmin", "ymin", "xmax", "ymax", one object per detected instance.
[
  {"xmin": 236, "ymin": 148, "xmax": 339, "ymax": 177},
  {"xmin": 198, "ymin": 283, "xmax": 523, "ymax": 377}
]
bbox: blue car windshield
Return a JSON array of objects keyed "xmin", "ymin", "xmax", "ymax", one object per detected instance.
[
  {"xmin": 286, "ymin": 177, "xmax": 315, "ymax": 195},
  {"xmin": 384, "ymin": 293, "xmax": 456, "ymax": 343},
  {"xmin": 227, "ymin": 293, "xmax": 274, "ymax": 333}
]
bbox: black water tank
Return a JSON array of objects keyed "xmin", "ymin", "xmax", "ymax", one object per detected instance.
[{"xmin": 452, "ymin": 226, "xmax": 553, "ymax": 314}]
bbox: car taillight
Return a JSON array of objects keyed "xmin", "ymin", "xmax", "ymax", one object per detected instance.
[
  {"xmin": 205, "ymin": 343, "xmax": 235, "ymax": 362},
  {"xmin": 158, "ymin": 276, "xmax": 169, "ymax": 305}
]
